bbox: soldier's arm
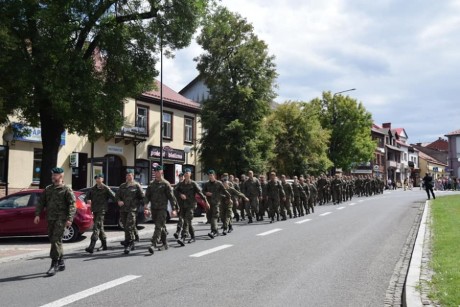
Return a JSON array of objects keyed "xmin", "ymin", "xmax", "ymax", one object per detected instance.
[
  {"xmin": 257, "ymin": 180, "xmax": 262, "ymax": 197},
  {"xmin": 106, "ymin": 187, "xmax": 116, "ymax": 201},
  {"xmin": 220, "ymin": 182, "xmax": 231, "ymax": 198},
  {"xmin": 136, "ymin": 183, "xmax": 145, "ymax": 200},
  {"xmin": 115, "ymin": 187, "xmax": 122, "ymax": 202},
  {"xmin": 66, "ymin": 187, "xmax": 77, "ymax": 222},
  {"xmin": 165, "ymin": 183, "xmax": 178, "ymax": 211},
  {"xmin": 193, "ymin": 182, "xmax": 207, "ymax": 201},
  {"xmin": 144, "ymin": 185, "xmax": 152, "ymax": 205}
]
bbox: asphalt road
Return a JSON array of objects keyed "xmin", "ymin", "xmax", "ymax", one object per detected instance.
[{"xmin": 0, "ymin": 189, "xmax": 433, "ymax": 307}]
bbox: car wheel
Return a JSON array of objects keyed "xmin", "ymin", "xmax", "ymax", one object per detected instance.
[{"xmin": 62, "ymin": 224, "xmax": 79, "ymax": 242}]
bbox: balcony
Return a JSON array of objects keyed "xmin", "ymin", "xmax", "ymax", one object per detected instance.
[{"xmin": 387, "ymin": 160, "xmax": 401, "ymax": 169}]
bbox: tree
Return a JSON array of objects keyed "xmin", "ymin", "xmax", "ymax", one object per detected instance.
[
  {"xmin": 195, "ymin": 6, "xmax": 277, "ymax": 176},
  {"xmin": 267, "ymin": 101, "xmax": 332, "ymax": 176},
  {"xmin": 312, "ymin": 92, "xmax": 375, "ymax": 173},
  {"xmin": 0, "ymin": 0, "xmax": 208, "ymax": 187}
]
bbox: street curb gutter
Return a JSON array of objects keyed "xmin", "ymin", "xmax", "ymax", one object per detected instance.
[{"xmin": 404, "ymin": 200, "xmax": 429, "ymax": 307}]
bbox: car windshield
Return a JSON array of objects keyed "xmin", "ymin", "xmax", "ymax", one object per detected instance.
[{"xmin": 0, "ymin": 194, "xmax": 31, "ymax": 209}]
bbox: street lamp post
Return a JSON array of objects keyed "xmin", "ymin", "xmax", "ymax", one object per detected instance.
[
  {"xmin": 2, "ymin": 128, "xmax": 14, "ymax": 196},
  {"xmin": 333, "ymin": 88, "xmax": 356, "ymax": 96},
  {"xmin": 159, "ymin": 36, "xmax": 164, "ymax": 168}
]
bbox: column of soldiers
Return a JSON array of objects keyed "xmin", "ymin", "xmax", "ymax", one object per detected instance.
[{"xmin": 35, "ymin": 165, "xmax": 385, "ymax": 276}]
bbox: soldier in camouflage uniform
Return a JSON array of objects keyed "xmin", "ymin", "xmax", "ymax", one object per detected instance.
[
  {"xmin": 259, "ymin": 174, "xmax": 268, "ymax": 221},
  {"xmin": 239, "ymin": 174, "xmax": 247, "ymax": 220},
  {"xmin": 115, "ymin": 169, "xmax": 144, "ymax": 254},
  {"xmin": 242, "ymin": 171, "xmax": 262, "ymax": 223},
  {"xmin": 280, "ymin": 175, "xmax": 293, "ymax": 219},
  {"xmin": 85, "ymin": 174, "xmax": 115, "ymax": 253},
  {"xmin": 202, "ymin": 170, "xmax": 231, "ymax": 238},
  {"xmin": 222, "ymin": 178, "xmax": 249, "ymax": 234},
  {"xmin": 299, "ymin": 176, "xmax": 309, "ymax": 215},
  {"xmin": 291, "ymin": 176, "xmax": 302, "ymax": 217},
  {"xmin": 173, "ymin": 172, "xmax": 185, "ymax": 240},
  {"xmin": 331, "ymin": 174, "xmax": 342, "ymax": 205},
  {"xmin": 266, "ymin": 172, "xmax": 286, "ymax": 223},
  {"xmin": 317, "ymin": 174, "xmax": 327, "ymax": 205},
  {"xmin": 306, "ymin": 177, "xmax": 316, "ymax": 214},
  {"xmin": 144, "ymin": 165, "xmax": 177, "ymax": 254},
  {"xmin": 34, "ymin": 167, "xmax": 76, "ymax": 276},
  {"xmin": 231, "ymin": 176, "xmax": 241, "ymax": 222},
  {"xmin": 174, "ymin": 168, "xmax": 208, "ymax": 245}
]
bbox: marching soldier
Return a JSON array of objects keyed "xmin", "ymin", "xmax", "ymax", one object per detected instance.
[
  {"xmin": 291, "ymin": 176, "xmax": 302, "ymax": 217},
  {"xmin": 266, "ymin": 172, "xmax": 285, "ymax": 223},
  {"xmin": 85, "ymin": 174, "xmax": 115, "ymax": 253},
  {"xmin": 259, "ymin": 174, "xmax": 268, "ymax": 221},
  {"xmin": 202, "ymin": 170, "xmax": 231, "ymax": 238},
  {"xmin": 34, "ymin": 167, "xmax": 76, "ymax": 276},
  {"xmin": 115, "ymin": 169, "xmax": 144, "ymax": 254},
  {"xmin": 299, "ymin": 176, "xmax": 309, "ymax": 215},
  {"xmin": 222, "ymin": 178, "xmax": 249, "ymax": 234},
  {"xmin": 306, "ymin": 177, "xmax": 316, "ymax": 214},
  {"xmin": 280, "ymin": 175, "xmax": 293, "ymax": 219},
  {"xmin": 144, "ymin": 165, "xmax": 177, "ymax": 254},
  {"xmin": 242, "ymin": 170, "xmax": 262, "ymax": 224},
  {"xmin": 174, "ymin": 168, "xmax": 208, "ymax": 245}
]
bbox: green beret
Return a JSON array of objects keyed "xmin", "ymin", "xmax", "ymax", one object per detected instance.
[
  {"xmin": 207, "ymin": 169, "xmax": 216, "ymax": 175},
  {"xmin": 51, "ymin": 167, "xmax": 64, "ymax": 174},
  {"xmin": 126, "ymin": 169, "xmax": 135, "ymax": 174},
  {"xmin": 184, "ymin": 168, "xmax": 192, "ymax": 173},
  {"xmin": 179, "ymin": 172, "xmax": 184, "ymax": 177},
  {"xmin": 94, "ymin": 173, "xmax": 104, "ymax": 179},
  {"xmin": 153, "ymin": 165, "xmax": 163, "ymax": 171}
]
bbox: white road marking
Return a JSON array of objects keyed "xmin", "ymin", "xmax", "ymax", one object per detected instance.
[
  {"xmin": 295, "ymin": 218, "xmax": 312, "ymax": 224},
  {"xmin": 40, "ymin": 275, "xmax": 141, "ymax": 307},
  {"xmin": 189, "ymin": 244, "xmax": 233, "ymax": 257},
  {"xmin": 256, "ymin": 228, "xmax": 283, "ymax": 236},
  {"xmin": 319, "ymin": 212, "xmax": 332, "ymax": 216},
  {"xmin": 349, "ymin": 202, "xmax": 357, "ymax": 206},
  {"xmin": 336, "ymin": 207, "xmax": 345, "ymax": 210}
]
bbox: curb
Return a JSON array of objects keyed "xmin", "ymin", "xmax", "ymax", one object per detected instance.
[{"xmin": 404, "ymin": 200, "xmax": 429, "ymax": 307}]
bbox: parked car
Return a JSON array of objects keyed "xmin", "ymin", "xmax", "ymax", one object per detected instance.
[
  {"xmin": 79, "ymin": 186, "xmax": 149, "ymax": 229},
  {"xmin": 0, "ymin": 189, "xmax": 93, "ymax": 242}
]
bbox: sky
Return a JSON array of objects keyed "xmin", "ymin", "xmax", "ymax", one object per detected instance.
[{"xmin": 159, "ymin": 0, "xmax": 460, "ymax": 144}]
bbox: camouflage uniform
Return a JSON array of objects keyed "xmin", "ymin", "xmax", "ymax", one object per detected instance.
[
  {"xmin": 145, "ymin": 178, "xmax": 177, "ymax": 250},
  {"xmin": 331, "ymin": 176, "xmax": 342, "ymax": 205},
  {"xmin": 222, "ymin": 185, "xmax": 246, "ymax": 233},
  {"xmin": 202, "ymin": 180, "xmax": 231, "ymax": 235},
  {"xmin": 291, "ymin": 179, "xmax": 303, "ymax": 217},
  {"xmin": 307, "ymin": 181, "xmax": 317, "ymax": 214},
  {"xmin": 259, "ymin": 178, "xmax": 268, "ymax": 221},
  {"xmin": 86, "ymin": 183, "xmax": 115, "ymax": 243},
  {"xmin": 115, "ymin": 181, "xmax": 144, "ymax": 247},
  {"xmin": 281, "ymin": 181, "xmax": 294, "ymax": 219},
  {"xmin": 300, "ymin": 178, "xmax": 310, "ymax": 215},
  {"xmin": 174, "ymin": 179, "xmax": 206, "ymax": 242},
  {"xmin": 35, "ymin": 184, "xmax": 76, "ymax": 261},
  {"xmin": 242, "ymin": 176, "xmax": 262, "ymax": 223},
  {"xmin": 266, "ymin": 179, "xmax": 285, "ymax": 223}
]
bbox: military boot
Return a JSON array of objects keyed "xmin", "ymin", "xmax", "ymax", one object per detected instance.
[
  {"xmin": 57, "ymin": 257, "xmax": 65, "ymax": 271},
  {"xmin": 46, "ymin": 260, "xmax": 59, "ymax": 276},
  {"xmin": 228, "ymin": 225, "xmax": 233, "ymax": 233},
  {"xmin": 270, "ymin": 216, "xmax": 274, "ymax": 223},
  {"xmin": 235, "ymin": 213, "xmax": 240, "ymax": 222},
  {"xmin": 124, "ymin": 241, "xmax": 133, "ymax": 254},
  {"xmin": 177, "ymin": 235, "xmax": 186, "ymax": 247},
  {"xmin": 288, "ymin": 212, "xmax": 292, "ymax": 219},
  {"xmin": 222, "ymin": 229, "xmax": 227, "ymax": 236},
  {"xmin": 173, "ymin": 232, "xmax": 180, "ymax": 239},
  {"xmin": 159, "ymin": 232, "xmax": 168, "ymax": 251},
  {"xmin": 134, "ymin": 234, "xmax": 140, "ymax": 242},
  {"xmin": 85, "ymin": 239, "xmax": 97, "ymax": 254},
  {"xmin": 276, "ymin": 213, "xmax": 280, "ymax": 221},
  {"xmin": 101, "ymin": 239, "xmax": 108, "ymax": 251},
  {"xmin": 248, "ymin": 217, "xmax": 253, "ymax": 224},
  {"xmin": 188, "ymin": 230, "xmax": 196, "ymax": 243}
]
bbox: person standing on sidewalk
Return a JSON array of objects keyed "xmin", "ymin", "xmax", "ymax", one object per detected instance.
[
  {"xmin": 34, "ymin": 167, "xmax": 76, "ymax": 276},
  {"xmin": 144, "ymin": 165, "xmax": 177, "ymax": 254},
  {"xmin": 116, "ymin": 169, "xmax": 144, "ymax": 254},
  {"xmin": 422, "ymin": 173, "xmax": 436, "ymax": 200},
  {"xmin": 84, "ymin": 174, "xmax": 115, "ymax": 254}
]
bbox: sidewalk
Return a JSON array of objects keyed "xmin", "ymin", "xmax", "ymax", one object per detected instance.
[{"xmin": 0, "ymin": 217, "xmax": 207, "ymax": 264}]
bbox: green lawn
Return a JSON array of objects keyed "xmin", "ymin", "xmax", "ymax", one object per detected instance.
[{"xmin": 429, "ymin": 195, "xmax": 460, "ymax": 306}]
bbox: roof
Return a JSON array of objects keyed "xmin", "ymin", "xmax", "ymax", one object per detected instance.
[
  {"xmin": 372, "ymin": 123, "xmax": 388, "ymax": 135},
  {"xmin": 418, "ymin": 151, "xmax": 448, "ymax": 167},
  {"xmin": 141, "ymin": 80, "xmax": 201, "ymax": 110},
  {"xmin": 179, "ymin": 75, "xmax": 202, "ymax": 95},
  {"xmin": 445, "ymin": 128, "xmax": 460, "ymax": 136},
  {"xmin": 392, "ymin": 127, "xmax": 408, "ymax": 139},
  {"xmin": 426, "ymin": 138, "xmax": 448, "ymax": 151},
  {"xmin": 396, "ymin": 140, "xmax": 409, "ymax": 147},
  {"xmin": 386, "ymin": 144, "xmax": 403, "ymax": 152}
]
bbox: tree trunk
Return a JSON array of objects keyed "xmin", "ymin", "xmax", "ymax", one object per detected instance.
[{"xmin": 39, "ymin": 108, "xmax": 65, "ymax": 188}]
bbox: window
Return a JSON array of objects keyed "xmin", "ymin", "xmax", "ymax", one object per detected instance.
[
  {"xmin": 163, "ymin": 112, "xmax": 172, "ymax": 139},
  {"xmin": 136, "ymin": 105, "xmax": 148, "ymax": 135},
  {"xmin": 0, "ymin": 194, "xmax": 31, "ymax": 209},
  {"xmin": 184, "ymin": 117, "xmax": 194, "ymax": 143},
  {"xmin": 135, "ymin": 159, "xmax": 149, "ymax": 186},
  {"xmin": 32, "ymin": 149, "xmax": 42, "ymax": 184}
]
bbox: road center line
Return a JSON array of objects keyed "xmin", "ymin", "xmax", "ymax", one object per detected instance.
[
  {"xmin": 295, "ymin": 218, "xmax": 312, "ymax": 224},
  {"xmin": 40, "ymin": 275, "xmax": 141, "ymax": 307},
  {"xmin": 319, "ymin": 212, "xmax": 332, "ymax": 216},
  {"xmin": 336, "ymin": 207, "xmax": 345, "ymax": 210},
  {"xmin": 189, "ymin": 244, "xmax": 233, "ymax": 257},
  {"xmin": 256, "ymin": 228, "xmax": 283, "ymax": 236},
  {"xmin": 349, "ymin": 202, "xmax": 357, "ymax": 206}
]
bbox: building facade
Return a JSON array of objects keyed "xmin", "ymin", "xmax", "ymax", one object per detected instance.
[
  {"xmin": 445, "ymin": 129, "xmax": 460, "ymax": 178},
  {"xmin": 0, "ymin": 81, "xmax": 202, "ymax": 196}
]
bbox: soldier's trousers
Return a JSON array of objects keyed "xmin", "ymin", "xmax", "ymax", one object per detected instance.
[
  {"xmin": 292, "ymin": 197, "xmax": 302, "ymax": 216},
  {"xmin": 267, "ymin": 198, "xmax": 280, "ymax": 218},
  {"xmin": 120, "ymin": 211, "xmax": 136, "ymax": 243},
  {"xmin": 245, "ymin": 197, "xmax": 259, "ymax": 219},
  {"xmin": 300, "ymin": 197, "xmax": 307, "ymax": 214},
  {"xmin": 231, "ymin": 199, "xmax": 239, "ymax": 219},
  {"xmin": 307, "ymin": 198, "xmax": 314, "ymax": 214},
  {"xmin": 91, "ymin": 212, "xmax": 106, "ymax": 241},
  {"xmin": 47, "ymin": 219, "xmax": 66, "ymax": 260},
  {"xmin": 210, "ymin": 202, "xmax": 220, "ymax": 233},
  {"xmin": 151, "ymin": 209, "xmax": 167, "ymax": 244},
  {"xmin": 220, "ymin": 204, "xmax": 233, "ymax": 231},
  {"xmin": 258, "ymin": 199, "xmax": 267, "ymax": 218},
  {"xmin": 179, "ymin": 206, "xmax": 195, "ymax": 238},
  {"xmin": 280, "ymin": 198, "xmax": 292, "ymax": 218}
]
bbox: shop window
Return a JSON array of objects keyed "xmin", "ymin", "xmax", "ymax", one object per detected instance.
[
  {"xmin": 135, "ymin": 159, "xmax": 150, "ymax": 186},
  {"xmin": 32, "ymin": 149, "xmax": 42, "ymax": 184}
]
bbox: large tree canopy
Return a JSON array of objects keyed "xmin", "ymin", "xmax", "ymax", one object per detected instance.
[
  {"xmin": 267, "ymin": 101, "xmax": 332, "ymax": 176},
  {"xmin": 312, "ymin": 92, "xmax": 376, "ymax": 173},
  {"xmin": 0, "ymin": 0, "xmax": 208, "ymax": 187},
  {"xmin": 195, "ymin": 6, "xmax": 277, "ymax": 175}
]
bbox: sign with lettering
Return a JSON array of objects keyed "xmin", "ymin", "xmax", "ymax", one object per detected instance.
[
  {"xmin": 148, "ymin": 145, "xmax": 185, "ymax": 163},
  {"xmin": 13, "ymin": 123, "xmax": 66, "ymax": 145}
]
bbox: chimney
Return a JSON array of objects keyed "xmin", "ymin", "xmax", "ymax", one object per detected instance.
[
  {"xmin": 382, "ymin": 122, "xmax": 391, "ymax": 129},
  {"xmin": 416, "ymin": 143, "xmax": 421, "ymax": 146}
]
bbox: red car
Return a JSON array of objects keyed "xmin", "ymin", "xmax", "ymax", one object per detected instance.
[{"xmin": 0, "ymin": 189, "xmax": 93, "ymax": 242}]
